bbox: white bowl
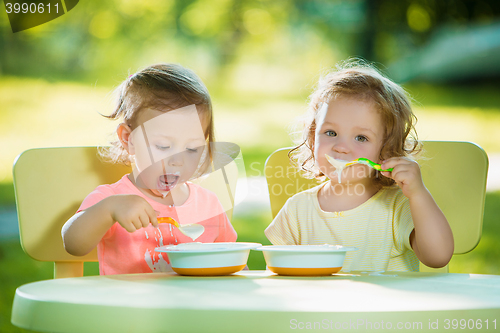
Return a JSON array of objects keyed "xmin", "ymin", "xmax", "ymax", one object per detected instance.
[
  {"xmin": 255, "ymin": 245, "xmax": 357, "ymax": 276},
  {"xmin": 155, "ymin": 242, "xmax": 262, "ymax": 276}
]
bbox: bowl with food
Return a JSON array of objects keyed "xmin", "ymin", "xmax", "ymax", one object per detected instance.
[
  {"xmin": 155, "ymin": 242, "xmax": 262, "ymax": 276},
  {"xmin": 255, "ymin": 244, "xmax": 357, "ymax": 276}
]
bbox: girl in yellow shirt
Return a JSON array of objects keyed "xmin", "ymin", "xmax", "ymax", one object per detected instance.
[{"xmin": 265, "ymin": 59, "xmax": 453, "ymax": 272}]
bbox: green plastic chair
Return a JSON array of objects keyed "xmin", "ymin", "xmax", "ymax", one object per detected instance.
[
  {"xmin": 264, "ymin": 141, "xmax": 489, "ymax": 273},
  {"xmin": 13, "ymin": 147, "xmax": 238, "ymax": 278}
]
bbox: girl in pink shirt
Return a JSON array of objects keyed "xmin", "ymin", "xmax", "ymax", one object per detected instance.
[{"xmin": 62, "ymin": 64, "xmax": 237, "ymax": 275}]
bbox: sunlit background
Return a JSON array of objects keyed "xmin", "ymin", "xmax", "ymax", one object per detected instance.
[
  {"xmin": 1, "ymin": 1, "xmax": 500, "ymax": 331},
  {"xmin": 2, "ymin": 0, "xmax": 500, "ymax": 173}
]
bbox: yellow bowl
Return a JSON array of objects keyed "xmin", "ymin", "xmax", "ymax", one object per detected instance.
[
  {"xmin": 255, "ymin": 245, "xmax": 357, "ymax": 276},
  {"xmin": 155, "ymin": 242, "xmax": 262, "ymax": 276}
]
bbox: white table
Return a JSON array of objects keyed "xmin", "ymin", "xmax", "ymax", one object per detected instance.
[{"xmin": 12, "ymin": 270, "xmax": 500, "ymax": 332}]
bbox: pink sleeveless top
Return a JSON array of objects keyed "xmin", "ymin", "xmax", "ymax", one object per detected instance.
[{"xmin": 78, "ymin": 175, "xmax": 237, "ymax": 275}]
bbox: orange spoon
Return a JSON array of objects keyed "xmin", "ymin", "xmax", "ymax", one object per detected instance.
[
  {"xmin": 157, "ymin": 217, "xmax": 180, "ymax": 228},
  {"xmin": 157, "ymin": 217, "xmax": 204, "ymax": 241}
]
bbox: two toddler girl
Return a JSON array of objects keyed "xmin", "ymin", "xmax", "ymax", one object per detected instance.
[{"xmin": 63, "ymin": 60, "xmax": 453, "ymax": 275}]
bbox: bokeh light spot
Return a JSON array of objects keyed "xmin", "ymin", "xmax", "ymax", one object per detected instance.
[
  {"xmin": 89, "ymin": 11, "xmax": 119, "ymax": 39},
  {"xmin": 180, "ymin": 7, "xmax": 208, "ymax": 36},
  {"xmin": 243, "ymin": 8, "xmax": 272, "ymax": 35},
  {"xmin": 407, "ymin": 3, "xmax": 431, "ymax": 32}
]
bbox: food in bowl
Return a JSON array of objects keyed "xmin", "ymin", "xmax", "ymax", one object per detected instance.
[
  {"xmin": 155, "ymin": 242, "xmax": 262, "ymax": 276},
  {"xmin": 255, "ymin": 245, "xmax": 357, "ymax": 276}
]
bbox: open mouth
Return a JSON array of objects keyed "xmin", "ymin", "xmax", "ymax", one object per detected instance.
[{"xmin": 157, "ymin": 173, "xmax": 180, "ymax": 192}]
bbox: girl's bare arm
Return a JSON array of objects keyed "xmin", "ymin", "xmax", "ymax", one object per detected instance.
[
  {"xmin": 382, "ymin": 158, "xmax": 454, "ymax": 268},
  {"xmin": 62, "ymin": 195, "xmax": 158, "ymax": 256}
]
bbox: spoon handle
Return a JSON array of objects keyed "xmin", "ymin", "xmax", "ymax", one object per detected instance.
[
  {"xmin": 157, "ymin": 217, "xmax": 180, "ymax": 228},
  {"xmin": 347, "ymin": 158, "xmax": 394, "ymax": 172}
]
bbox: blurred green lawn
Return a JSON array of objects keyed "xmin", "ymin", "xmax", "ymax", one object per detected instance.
[
  {"xmin": 1, "ymin": 77, "xmax": 500, "ymax": 183},
  {"xmin": 1, "ymin": 78, "xmax": 500, "ymax": 332}
]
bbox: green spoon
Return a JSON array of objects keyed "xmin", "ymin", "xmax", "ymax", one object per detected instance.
[
  {"xmin": 345, "ymin": 158, "xmax": 393, "ymax": 172},
  {"xmin": 325, "ymin": 155, "xmax": 394, "ymax": 183}
]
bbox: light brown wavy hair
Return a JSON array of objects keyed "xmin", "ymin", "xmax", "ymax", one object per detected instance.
[
  {"xmin": 99, "ymin": 63, "xmax": 215, "ymax": 168},
  {"xmin": 290, "ymin": 59, "xmax": 420, "ymax": 187}
]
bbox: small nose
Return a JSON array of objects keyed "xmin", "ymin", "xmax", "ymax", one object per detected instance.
[
  {"xmin": 332, "ymin": 138, "xmax": 349, "ymax": 154},
  {"xmin": 167, "ymin": 151, "xmax": 183, "ymax": 167}
]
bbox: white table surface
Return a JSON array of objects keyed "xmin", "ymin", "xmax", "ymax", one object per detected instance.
[{"xmin": 12, "ymin": 270, "xmax": 500, "ymax": 333}]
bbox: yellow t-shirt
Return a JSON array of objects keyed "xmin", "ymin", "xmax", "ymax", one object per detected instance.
[{"xmin": 265, "ymin": 183, "xmax": 419, "ymax": 272}]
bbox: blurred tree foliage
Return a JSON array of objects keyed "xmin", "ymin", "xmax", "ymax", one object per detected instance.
[
  {"xmin": 293, "ymin": 0, "xmax": 500, "ymax": 65},
  {"xmin": 0, "ymin": 0, "xmax": 296, "ymax": 84},
  {"xmin": 0, "ymin": 0, "xmax": 499, "ymax": 86}
]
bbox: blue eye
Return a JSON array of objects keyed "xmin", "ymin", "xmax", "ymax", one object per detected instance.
[
  {"xmin": 355, "ymin": 135, "xmax": 368, "ymax": 142},
  {"xmin": 325, "ymin": 130, "xmax": 337, "ymax": 137}
]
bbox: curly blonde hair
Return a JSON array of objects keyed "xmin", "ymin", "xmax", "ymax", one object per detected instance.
[
  {"xmin": 290, "ymin": 59, "xmax": 420, "ymax": 187},
  {"xmin": 99, "ymin": 63, "xmax": 215, "ymax": 167}
]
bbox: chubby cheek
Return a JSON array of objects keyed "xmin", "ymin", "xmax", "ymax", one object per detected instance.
[
  {"xmin": 314, "ymin": 154, "xmax": 330, "ymax": 177},
  {"xmin": 134, "ymin": 150, "xmax": 169, "ymax": 176},
  {"xmin": 314, "ymin": 133, "xmax": 329, "ymax": 154},
  {"xmin": 317, "ymin": 135, "xmax": 339, "ymax": 173},
  {"xmin": 313, "ymin": 136, "xmax": 325, "ymax": 166},
  {"xmin": 134, "ymin": 155, "xmax": 152, "ymax": 173},
  {"xmin": 129, "ymin": 133, "xmax": 153, "ymax": 171},
  {"xmin": 320, "ymin": 161, "xmax": 334, "ymax": 178},
  {"xmin": 350, "ymin": 141, "xmax": 379, "ymax": 162},
  {"xmin": 351, "ymin": 164, "xmax": 376, "ymax": 179},
  {"xmin": 367, "ymin": 146, "xmax": 383, "ymax": 164}
]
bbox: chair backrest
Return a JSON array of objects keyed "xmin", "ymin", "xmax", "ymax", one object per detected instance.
[
  {"xmin": 13, "ymin": 147, "xmax": 238, "ymax": 278},
  {"xmin": 264, "ymin": 141, "xmax": 489, "ymax": 272}
]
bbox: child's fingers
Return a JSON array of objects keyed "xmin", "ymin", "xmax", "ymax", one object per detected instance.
[
  {"xmin": 381, "ymin": 171, "xmax": 392, "ymax": 178},
  {"xmin": 387, "ymin": 166, "xmax": 410, "ymax": 182},
  {"xmin": 122, "ymin": 222, "xmax": 137, "ymax": 233},
  {"xmin": 122, "ymin": 219, "xmax": 141, "ymax": 233},
  {"xmin": 148, "ymin": 209, "xmax": 159, "ymax": 228},
  {"xmin": 131, "ymin": 218, "xmax": 144, "ymax": 231},
  {"xmin": 381, "ymin": 156, "xmax": 412, "ymax": 170},
  {"xmin": 391, "ymin": 169, "xmax": 407, "ymax": 184},
  {"xmin": 380, "ymin": 158, "xmax": 401, "ymax": 170},
  {"xmin": 381, "ymin": 165, "xmax": 409, "ymax": 180},
  {"xmin": 138, "ymin": 212, "xmax": 151, "ymax": 229}
]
